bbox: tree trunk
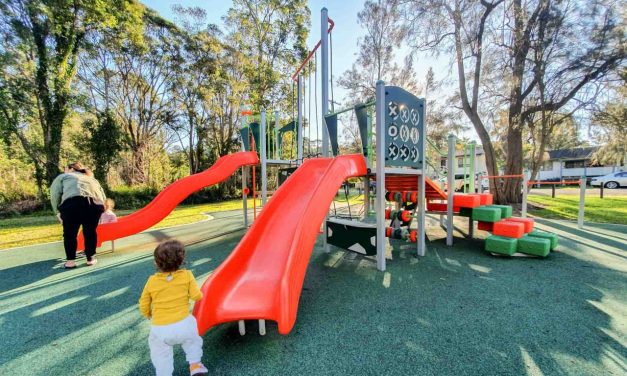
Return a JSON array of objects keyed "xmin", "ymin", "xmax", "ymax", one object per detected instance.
[{"xmin": 503, "ymin": 126, "xmax": 523, "ymax": 203}]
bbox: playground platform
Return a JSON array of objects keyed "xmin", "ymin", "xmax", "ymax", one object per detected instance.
[{"xmin": 0, "ymin": 214, "xmax": 625, "ymax": 375}]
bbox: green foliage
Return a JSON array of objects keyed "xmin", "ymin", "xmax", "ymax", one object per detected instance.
[
  {"xmin": 224, "ymin": 0, "xmax": 310, "ymax": 111},
  {"xmin": 0, "ymin": 0, "xmax": 145, "ymax": 187},
  {"xmin": 78, "ymin": 110, "xmax": 125, "ymax": 187}
]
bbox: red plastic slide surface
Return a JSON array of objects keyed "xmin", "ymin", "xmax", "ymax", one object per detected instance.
[
  {"xmin": 77, "ymin": 151, "xmax": 259, "ymax": 250},
  {"xmin": 193, "ymin": 154, "xmax": 367, "ymax": 335}
]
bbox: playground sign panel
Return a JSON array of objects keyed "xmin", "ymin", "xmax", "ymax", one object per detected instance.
[{"xmin": 384, "ymin": 86, "xmax": 425, "ymax": 169}]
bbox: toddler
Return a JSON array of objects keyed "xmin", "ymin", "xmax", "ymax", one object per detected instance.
[
  {"xmin": 139, "ymin": 240, "xmax": 208, "ymax": 376},
  {"xmin": 100, "ymin": 198, "xmax": 118, "ymax": 224}
]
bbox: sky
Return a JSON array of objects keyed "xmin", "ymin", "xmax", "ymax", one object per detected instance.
[{"xmin": 140, "ymin": 1, "xmax": 462, "ymax": 138}]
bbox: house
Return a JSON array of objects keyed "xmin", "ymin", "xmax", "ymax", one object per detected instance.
[
  {"xmin": 439, "ymin": 144, "xmax": 488, "ymax": 178},
  {"xmin": 538, "ymin": 147, "xmax": 624, "ymax": 181}
]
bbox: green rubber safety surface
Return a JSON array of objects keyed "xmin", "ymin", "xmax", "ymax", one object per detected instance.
[
  {"xmin": 0, "ymin": 215, "xmax": 625, "ymax": 376},
  {"xmin": 471, "ymin": 207, "xmax": 502, "ymax": 222},
  {"xmin": 517, "ymin": 235, "xmax": 551, "ymax": 257},
  {"xmin": 529, "ymin": 229, "xmax": 559, "ymax": 250},
  {"xmin": 485, "ymin": 235, "xmax": 518, "ymax": 256},
  {"xmin": 485, "ymin": 205, "xmax": 513, "ymax": 219}
]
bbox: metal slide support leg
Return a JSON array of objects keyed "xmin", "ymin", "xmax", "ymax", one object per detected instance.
[
  {"xmin": 258, "ymin": 320, "xmax": 266, "ymax": 336},
  {"xmin": 238, "ymin": 320, "xmax": 246, "ymax": 336},
  {"xmin": 375, "ymin": 81, "xmax": 386, "ymax": 271},
  {"xmin": 364, "ymin": 176, "xmax": 370, "ymax": 219},
  {"xmin": 446, "ymin": 134, "xmax": 456, "ymax": 246}
]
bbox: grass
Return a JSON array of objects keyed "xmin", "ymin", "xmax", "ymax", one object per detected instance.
[
  {"xmin": 0, "ymin": 198, "xmax": 261, "ymax": 250},
  {"xmin": 528, "ymin": 194, "xmax": 627, "ymax": 224}
]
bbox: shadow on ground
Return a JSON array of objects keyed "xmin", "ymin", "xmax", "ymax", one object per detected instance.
[{"xmin": 1, "ymin": 219, "xmax": 625, "ymax": 375}]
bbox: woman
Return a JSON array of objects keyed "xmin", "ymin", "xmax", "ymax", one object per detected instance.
[{"xmin": 49, "ymin": 163, "xmax": 107, "ymax": 269}]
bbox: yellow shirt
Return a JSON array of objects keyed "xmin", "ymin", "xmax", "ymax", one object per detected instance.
[{"xmin": 138, "ymin": 269, "xmax": 203, "ymax": 325}]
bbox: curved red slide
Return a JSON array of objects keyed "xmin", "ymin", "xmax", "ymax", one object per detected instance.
[
  {"xmin": 193, "ymin": 154, "xmax": 367, "ymax": 335},
  {"xmin": 77, "ymin": 151, "xmax": 259, "ymax": 250}
]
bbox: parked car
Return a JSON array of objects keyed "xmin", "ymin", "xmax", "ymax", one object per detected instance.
[{"xmin": 590, "ymin": 171, "xmax": 627, "ymax": 189}]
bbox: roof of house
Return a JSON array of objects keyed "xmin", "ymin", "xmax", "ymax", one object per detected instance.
[{"xmin": 547, "ymin": 147, "xmax": 598, "ymax": 160}]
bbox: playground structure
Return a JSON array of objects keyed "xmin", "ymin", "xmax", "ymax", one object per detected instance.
[{"xmin": 73, "ymin": 8, "xmax": 563, "ymax": 338}]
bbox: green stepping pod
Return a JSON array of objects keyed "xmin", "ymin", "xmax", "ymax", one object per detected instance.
[
  {"xmin": 484, "ymin": 205, "xmax": 512, "ymax": 219},
  {"xmin": 517, "ymin": 235, "xmax": 550, "ymax": 257},
  {"xmin": 471, "ymin": 207, "xmax": 502, "ymax": 222},
  {"xmin": 485, "ymin": 235, "xmax": 518, "ymax": 256},
  {"xmin": 528, "ymin": 230, "xmax": 558, "ymax": 250}
]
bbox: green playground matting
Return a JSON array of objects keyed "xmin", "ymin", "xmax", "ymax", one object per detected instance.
[{"xmin": 0, "ymin": 215, "xmax": 625, "ymax": 376}]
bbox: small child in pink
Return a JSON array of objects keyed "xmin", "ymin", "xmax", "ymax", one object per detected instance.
[{"xmin": 100, "ymin": 198, "xmax": 118, "ymax": 224}]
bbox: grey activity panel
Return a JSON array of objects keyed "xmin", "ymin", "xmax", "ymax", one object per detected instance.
[{"xmin": 384, "ymin": 86, "xmax": 425, "ymax": 168}]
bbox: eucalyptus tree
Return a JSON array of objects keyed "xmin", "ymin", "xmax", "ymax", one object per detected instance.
[
  {"xmin": 338, "ymin": 0, "xmax": 419, "ymax": 102},
  {"xmin": 400, "ymin": 0, "xmax": 625, "ymax": 202},
  {"xmin": 224, "ymin": 0, "xmax": 309, "ymax": 112}
]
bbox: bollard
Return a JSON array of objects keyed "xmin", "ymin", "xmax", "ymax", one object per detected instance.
[
  {"xmin": 551, "ymin": 184, "xmax": 556, "ymax": 198},
  {"xmin": 600, "ymin": 184, "xmax": 604, "ymax": 199},
  {"xmin": 578, "ymin": 177, "xmax": 585, "ymax": 229}
]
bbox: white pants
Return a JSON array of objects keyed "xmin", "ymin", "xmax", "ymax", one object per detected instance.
[{"xmin": 149, "ymin": 315, "xmax": 204, "ymax": 376}]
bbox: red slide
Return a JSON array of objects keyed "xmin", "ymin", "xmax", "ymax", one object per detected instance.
[
  {"xmin": 77, "ymin": 151, "xmax": 259, "ymax": 250},
  {"xmin": 193, "ymin": 154, "xmax": 367, "ymax": 335}
]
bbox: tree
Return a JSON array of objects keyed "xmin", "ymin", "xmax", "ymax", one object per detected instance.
[
  {"xmin": 169, "ymin": 6, "xmax": 221, "ymax": 173},
  {"xmin": 400, "ymin": 0, "xmax": 625, "ymax": 203},
  {"xmin": 78, "ymin": 110, "xmax": 125, "ymax": 189},
  {"xmin": 224, "ymin": 0, "xmax": 309, "ymax": 111},
  {"xmin": 0, "ymin": 0, "xmax": 144, "ymax": 187},
  {"xmin": 592, "ymin": 70, "xmax": 627, "ymax": 166},
  {"xmin": 78, "ymin": 11, "xmax": 179, "ymax": 184},
  {"xmin": 338, "ymin": 0, "xmax": 419, "ymax": 103}
]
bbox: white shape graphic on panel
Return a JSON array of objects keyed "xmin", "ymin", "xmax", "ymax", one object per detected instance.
[
  {"xmin": 400, "ymin": 145, "xmax": 410, "ymax": 161},
  {"xmin": 410, "ymin": 108, "xmax": 420, "ymax": 126},
  {"xmin": 400, "ymin": 125, "xmax": 410, "ymax": 142},
  {"xmin": 410, "ymin": 127, "xmax": 419, "ymax": 144},
  {"xmin": 388, "ymin": 143, "xmax": 399, "ymax": 160},
  {"xmin": 388, "ymin": 123, "xmax": 398, "ymax": 139},
  {"xmin": 400, "ymin": 107, "xmax": 409, "ymax": 123},
  {"xmin": 388, "ymin": 102, "xmax": 398, "ymax": 119},
  {"xmin": 411, "ymin": 146, "xmax": 420, "ymax": 162}
]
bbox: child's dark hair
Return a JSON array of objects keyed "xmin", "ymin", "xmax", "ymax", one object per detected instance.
[{"xmin": 154, "ymin": 240, "xmax": 185, "ymax": 272}]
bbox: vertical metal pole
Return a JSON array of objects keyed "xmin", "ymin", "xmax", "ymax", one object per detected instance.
[
  {"xmin": 364, "ymin": 176, "xmax": 370, "ymax": 219},
  {"xmin": 578, "ymin": 177, "xmax": 585, "ymax": 229},
  {"xmin": 522, "ymin": 172, "xmax": 528, "ymax": 218},
  {"xmin": 446, "ymin": 134, "xmax": 456, "ymax": 246},
  {"xmin": 260, "ymin": 110, "xmax": 267, "ymax": 206},
  {"xmin": 274, "ymin": 110, "xmax": 279, "ymax": 160},
  {"xmin": 417, "ymin": 173, "xmax": 426, "ymax": 256},
  {"xmin": 375, "ymin": 81, "xmax": 386, "ymax": 271},
  {"xmin": 242, "ymin": 167, "xmax": 248, "ymax": 228},
  {"xmin": 297, "ymin": 75, "xmax": 303, "ymax": 164},
  {"xmin": 469, "ymin": 141, "xmax": 476, "ymax": 193},
  {"xmin": 321, "ymin": 8, "xmax": 330, "ymax": 157}
]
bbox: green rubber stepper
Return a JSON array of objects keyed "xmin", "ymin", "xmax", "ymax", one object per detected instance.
[
  {"xmin": 485, "ymin": 235, "xmax": 518, "ymax": 256},
  {"xmin": 471, "ymin": 207, "xmax": 502, "ymax": 222},
  {"xmin": 517, "ymin": 235, "xmax": 550, "ymax": 257},
  {"xmin": 528, "ymin": 230, "xmax": 558, "ymax": 250},
  {"xmin": 459, "ymin": 207, "xmax": 473, "ymax": 217},
  {"xmin": 485, "ymin": 205, "xmax": 513, "ymax": 219}
]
